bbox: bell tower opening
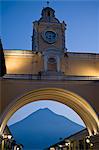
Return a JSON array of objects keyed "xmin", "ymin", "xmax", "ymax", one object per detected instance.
[{"xmin": 47, "ymin": 10, "xmax": 50, "ymax": 17}]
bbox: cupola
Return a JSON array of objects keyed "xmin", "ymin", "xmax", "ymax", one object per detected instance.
[{"xmin": 41, "ymin": 7, "xmax": 55, "ymax": 18}]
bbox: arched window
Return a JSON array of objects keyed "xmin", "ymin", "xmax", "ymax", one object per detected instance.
[
  {"xmin": 48, "ymin": 57, "xmax": 57, "ymax": 71},
  {"xmin": 48, "ymin": 57, "xmax": 56, "ymax": 64},
  {"xmin": 47, "ymin": 11, "xmax": 50, "ymax": 17}
]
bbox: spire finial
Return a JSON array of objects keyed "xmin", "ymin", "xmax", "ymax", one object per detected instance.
[{"xmin": 47, "ymin": 1, "xmax": 50, "ymax": 7}]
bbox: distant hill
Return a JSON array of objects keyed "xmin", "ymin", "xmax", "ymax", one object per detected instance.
[{"xmin": 9, "ymin": 108, "xmax": 84, "ymax": 150}]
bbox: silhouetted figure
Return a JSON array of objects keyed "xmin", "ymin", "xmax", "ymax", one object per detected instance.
[
  {"xmin": 38, "ymin": 71, "xmax": 41, "ymax": 80},
  {"xmin": 64, "ymin": 52, "xmax": 68, "ymax": 57},
  {"xmin": 0, "ymin": 39, "xmax": 6, "ymax": 77}
]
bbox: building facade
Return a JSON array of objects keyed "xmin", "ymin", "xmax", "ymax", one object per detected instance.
[
  {"xmin": 0, "ymin": 6, "xmax": 99, "ymax": 150},
  {"xmin": 3, "ymin": 7, "xmax": 99, "ymax": 77},
  {"xmin": 48, "ymin": 129, "xmax": 99, "ymax": 150}
]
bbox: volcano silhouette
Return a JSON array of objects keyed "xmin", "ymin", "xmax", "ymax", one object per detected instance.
[{"xmin": 9, "ymin": 108, "xmax": 84, "ymax": 150}]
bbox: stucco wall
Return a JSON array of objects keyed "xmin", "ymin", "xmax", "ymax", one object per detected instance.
[{"xmin": 4, "ymin": 50, "xmax": 99, "ymax": 76}]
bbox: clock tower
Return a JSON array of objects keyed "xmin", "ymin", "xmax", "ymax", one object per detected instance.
[{"xmin": 32, "ymin": 7, "xmax": 66, "ymax": 74}]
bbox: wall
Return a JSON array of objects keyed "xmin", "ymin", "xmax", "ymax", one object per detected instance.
[{"xmin": 4, "ymin": 50, "xmax": 99, "ymax": 76}]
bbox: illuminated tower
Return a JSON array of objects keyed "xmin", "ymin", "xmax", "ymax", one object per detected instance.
[{"xmin": 32, "ymin": 7, "xmax": 66, "ymax": 73}]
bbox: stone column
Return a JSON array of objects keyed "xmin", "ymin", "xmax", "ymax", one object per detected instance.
[
  {"xmin": 56, "ymin": 56, "xmax": 60, "ymax": 72},
  {"xmin": 1, "ymin": 139, "xmax": 4, "ymax": 150}
]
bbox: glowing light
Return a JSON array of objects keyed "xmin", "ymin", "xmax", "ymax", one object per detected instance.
[
  {"xmin": 50, "ymin": 147, "xmax": 55, "ymax": 150},
  {"xmin": 58, "ymin": 144, "xmax": 63, "ymax": 148},
  {"xmin": 2, "ymin": 134, "xmax": 12, "ymax": 139},
  {"xmin": 65, "ymin": 140, "xmax": 70, "ymax": 146},
  {"xmin": 90, "ymin": 143, "xmax": 94, "ymax": 147},
  {"xmin": 65, "ymin": 143, "xmax": 68, "ymax": 146},
  {"xmin": 2, "ymin": 134, "xmax": 5, "ymax": 138},
  {"xmin": 7, "ymin": 135, "xmax": 12, "ymax": 139},
  {"xmin": 86, "ymin": 138, "xmax": 90, "ymax": 143},
  {"xmin": 93, "ymin": 128, "xmax": 98, "ymax": 135},
  {"xmin": 86, "ymin": 136, "xmax": 90, "ymax": 138}
]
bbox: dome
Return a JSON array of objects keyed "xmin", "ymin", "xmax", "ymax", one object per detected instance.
[
  {"xmin": 39, "ymin": 7, "xmax": 60, "ymax": 23},
  {"xmin": 41, "ymin": 7, "xmax": 55, "ymax": 18}
]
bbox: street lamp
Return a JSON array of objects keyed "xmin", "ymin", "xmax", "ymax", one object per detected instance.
[
  {"xmin": 7, "ymin": 135, "xmax": 12, "ymax": 139},
  {"xmin": 65, "ymin": 140, "xmax": 71, "ymax": 150},
  {"xmin": 65, "ymin": 142, "xmax": 69, "ymax": 146},
  {"xmin": 86, "ymin": 138, "xmax": 90, "ymax": 144},
  {"xmin": 15, "ymin": 144, "xmax": 24, "ymax": 150},
  {"xmin": 50, "ymin": 147, "xmax": 55, "ymax": 150},
  {"xmin": 90, "ymin": 143, "xmax": 94, "ymax": 147},
  {"xmin": 1, "ymin": 134, "xmax": 13, "ymax": 150},
  {"xmin": 2, "ymin": 134, "xmax": 12, "ymax": 140},
  {"xmin": 85, "ymin": 136, "xmax": 94, "ymax": 149},
  {"xmin": 58, "ymin": 144, "xmax": 63, "ymax": 148},
  {"xmin": 65, "ymin": 142, "xmax": 70, "ymax": 146}
]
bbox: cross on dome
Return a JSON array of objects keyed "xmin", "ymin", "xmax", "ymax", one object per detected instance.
[{"xmin": 47, "ymin": 1, "xmax": 50, "ymax": 7}]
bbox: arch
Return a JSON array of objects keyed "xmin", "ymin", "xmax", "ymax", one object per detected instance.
[
  {"xmin": 48, "ymin": 57, "xmax": 57, "ymax": 71},
  {"xmin": 0, "ymin": 88, "xmax": 99, "ymax": 136}
]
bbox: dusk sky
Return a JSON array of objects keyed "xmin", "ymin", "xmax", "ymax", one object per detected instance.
[
  {"xmin": 1, "ymin": 0, "xmax": 98, "ymax": 127},
  {"xmin": 1, "ymin": 0, "xmax": 99, "ymax": 53},
  {"xmin": 8, "ymin": 100, "xmax": 85, "ymax": 127}
]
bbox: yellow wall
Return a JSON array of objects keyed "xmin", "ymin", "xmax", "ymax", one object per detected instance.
[{"xmin": 4, "ymin": 50, "xmax": 99, "ymax": 76}]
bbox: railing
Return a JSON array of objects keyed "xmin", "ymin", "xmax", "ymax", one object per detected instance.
[{"xmin": 3, "ymin": 74, "xmax": 99, "ymax": 81}]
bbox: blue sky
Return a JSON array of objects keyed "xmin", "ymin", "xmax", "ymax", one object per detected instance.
[
  {"xmin": 1, "ymin": 0, "xmax": 99, "ymax": 53},
  {"xmin": 8, "ymin": 100, "xmax": 85, "ymax": 127},
  {"xmin": 1, "ymin": 0, "xmax": 98, "ymax": 127}
]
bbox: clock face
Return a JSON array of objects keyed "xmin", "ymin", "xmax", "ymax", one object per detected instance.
[{"xmin": 42, "ymin": 31, "xmax": 57, "ymax": 44}]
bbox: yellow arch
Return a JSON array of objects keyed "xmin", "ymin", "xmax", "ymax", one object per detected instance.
[{"xmin": 0, "ymin": 88, "xmax": 99, "ymax": 136}]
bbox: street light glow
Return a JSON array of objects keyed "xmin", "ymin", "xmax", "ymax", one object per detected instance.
[
  {"xmin": 7, "ymin": 135, "xmax": 12, "ymax": 139},
  {"xmin": 86, "ymin": 138, "xmax": 90, "ymax": 143},
  {"xmin": 65, "ymin": 142, "xmax": 70, "ymax": 146},
  {"xmin": 90, "ymin": 143, "xmax": 94, "ymax": 147},
  {"xmin": 58, "ymin": 144, "xmax": 63, "ymax": 148},
  {"xmin": 65, "ymin": 142, "xmax": 68, "ymax": 146}
]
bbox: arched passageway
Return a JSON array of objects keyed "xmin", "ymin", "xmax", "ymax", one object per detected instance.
[{"xmin": 0, "ymin": 88, "xmax": 99, "ymax": 136}]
